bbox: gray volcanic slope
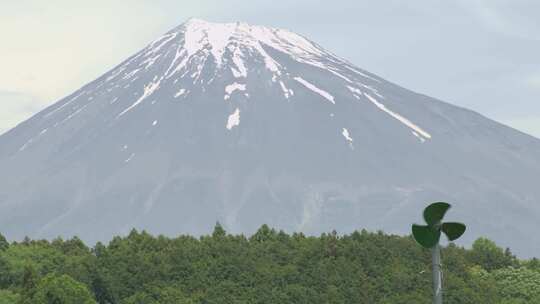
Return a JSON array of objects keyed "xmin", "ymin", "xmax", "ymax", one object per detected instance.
[{"xmin": 1, "ymin": 19, "xmax": 539, "ymax": 256}]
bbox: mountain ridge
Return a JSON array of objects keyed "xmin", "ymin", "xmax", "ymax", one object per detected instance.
[{"xmin": 1, "ymin": 18, "xmax": 539, "ymax": 257}]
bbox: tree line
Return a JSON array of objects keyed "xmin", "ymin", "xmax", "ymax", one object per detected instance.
[{"xmin": 0, "ymin": 224, "xmax": 539, "ymax": 303}]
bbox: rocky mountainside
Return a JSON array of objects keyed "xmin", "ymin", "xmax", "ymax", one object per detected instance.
[{"xmin": 1, "ymin": 18, "xmax": 539, "ymax": 256}]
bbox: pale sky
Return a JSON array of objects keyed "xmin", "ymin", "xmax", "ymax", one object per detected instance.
[{"xmin": 1, "ymin": 1, "xmax": 539, "ymax": 138}]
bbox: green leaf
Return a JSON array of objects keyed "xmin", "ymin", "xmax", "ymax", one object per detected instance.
[
  {"xmin": 412, "ymin": 224, "xmax": 441, "ymax": 248},
  {"xmin": 423, "ymin": 202, "xmax": 451, "ymax": 226},
  {"xmin": 442, "ymin": 222, "xmax": 466, "ymax": 241}
]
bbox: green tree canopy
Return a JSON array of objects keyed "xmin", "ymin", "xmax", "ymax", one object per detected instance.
[
  {"xmin": 470, "ymin": 238, "xmax": 516, "ymax": 271},
  {"xmin": 0, "ymin": 228, "xmax": 538, "ymax": 303},
  {"xmin": 32, "ymin": 274, "xmax": 96, "ymax": 304},
  {"xmin": 0, "ymin": 233, "xmax": 8, "ymax": 251},
  {"xmin": 0, "ymin": 290, "xmax": 20, "ymax": 304},
  {"xmin": 122, "ymin": 286, "xmax": 193, "ymax": 304}
]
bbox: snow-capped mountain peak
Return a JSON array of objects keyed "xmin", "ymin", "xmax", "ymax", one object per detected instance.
[
  {"xmin": 171, "ymin": 18, "xmax": 325, "ymax": 67},
  {"xmin": 36, "ymin": 18, "xmax": 395, "ymax": 137},
  {"xmin": 1, "ymin": 19, "xmax": 540, "ymax": 257},
  {"xmin": 123, "ymin": 18, "xmax": 378, "ymax": 89}
]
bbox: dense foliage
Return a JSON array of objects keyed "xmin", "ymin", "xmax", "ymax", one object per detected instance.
[{"xmin": 0, "ymin": 225, "xmax": 538, "ymax": 303}]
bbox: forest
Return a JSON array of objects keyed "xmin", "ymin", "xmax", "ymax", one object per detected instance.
[{"xmin": 0, "ymin": 224, "xmax": 539, "ymax": 304}]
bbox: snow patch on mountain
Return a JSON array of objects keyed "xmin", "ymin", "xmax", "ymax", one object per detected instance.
[
  {"xmin": 118, "ymin": 79, "xmax": 161, "ymax": 117},
  {"xmin": 363, "ymin": 92, "xmax": 431, "ymax": 140},
  {"xmin": 227, "ymin": 84, "xmax": 245, "ymax": 93},
  {"xmin": 279, "ymin": 81, "xmax": 294, "ymax": 99},
  {"xmin": 342, "ymin": 128, "xmax": 354, "ymax": 149},
  {"xmin": 184, "ymin": 19, "xmax": 236, "ymax": 66},
  {"xmin": 224, "ymin": 83, "xmax": 246, "ymax": 100},
  {"xmin": 148, "ymin": 32, "xmax": 179, "ymax": 55},
  {"xmin": 230, "ymin": 48, "xmax": 248, "ymax": 78},
  {"xmin": 165, "ymin": 48, "xmax": 189, "ymax": 79},
  {"xmin": 342, "ymin": 128, "xmax": 353, "ymax": 142},
  {"xmin": 226, "ymin": 108, "xmax": 241, "ymax": 130},
  {"xmin": 412, "ymin": 131, "xmax": 426, "ymax": 143},
  {"xmin": 174, "ymin": 89, "xmax": 187, "ymax": 98},
  {"xmin": 294, "ymin": 77, "xmax": 335, "ymax": 104}
]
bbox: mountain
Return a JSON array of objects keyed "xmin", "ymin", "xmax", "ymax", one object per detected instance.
[{"xmin": 1, "ymin": 18, "xmax": 539, "ymax": 256}]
